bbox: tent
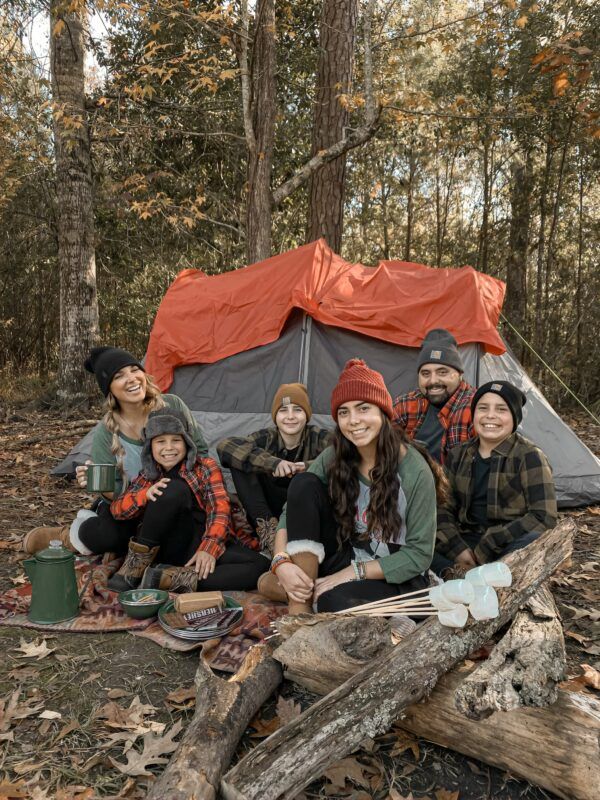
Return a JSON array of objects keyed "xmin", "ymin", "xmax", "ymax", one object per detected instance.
[{"xmin": 55, "ymin": 239, "xmax": 600, "ymax": 507}]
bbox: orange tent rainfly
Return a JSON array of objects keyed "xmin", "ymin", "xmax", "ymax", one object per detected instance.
[{"xmin": 145, "ymin": 239, "xmax": 506, "ymax": 392}]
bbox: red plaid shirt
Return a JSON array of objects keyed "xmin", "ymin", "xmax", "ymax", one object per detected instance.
[
  {"xmin": 392, "ymin": 380, "xmax": 475, "ymax": 464},
  {"xmin": 110, "ymin": 457, "xmax": 260, "ymax": 559}
]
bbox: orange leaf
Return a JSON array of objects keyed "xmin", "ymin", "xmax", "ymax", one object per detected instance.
[
  {"xmin": 553, "ymin": 72, "xmax": 570, "ymax": 96},
  {"xmin": 515, "ymin": 15, "xmax": 528, "ymax": 28}
]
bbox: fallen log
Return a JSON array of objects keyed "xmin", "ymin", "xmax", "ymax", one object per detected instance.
[
  {"xmin": 400, "ymin": 670, "xmax": 600, "ymax": 800},
  {"xmin": 221, "ymin": 518, "xmax": 574, "ymax": 800},
  {"xmin": 146, "ymin": 645, "xmax": 282, "ymax": 800},
  {"xmin": 455, "ymin": 582, "xmax": 565, "ymax": 719}
]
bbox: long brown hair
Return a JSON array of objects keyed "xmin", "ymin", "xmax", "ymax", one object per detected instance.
[{"xmin": 328, "ymin": 414, "xmax": 449, "ymax": 546}]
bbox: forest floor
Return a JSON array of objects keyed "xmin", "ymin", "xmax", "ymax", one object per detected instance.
[{"xmin": 0, "ymin": 407, "xmax": 599, "ymax": 800}]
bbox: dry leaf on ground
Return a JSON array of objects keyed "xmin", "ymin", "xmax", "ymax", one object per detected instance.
[
  {"xmin": 0, "ymin": 689, "xmax": 45, "ymax": 739},
  {"xmin": 109, "ymin": 720, "xmax": 183, "ymax": 777},
  {"xmin": 0, "ymin": 780, "xmax": 28, "ymax": 798},
  {"xmin": 95, "ymin": 695, "xmax": 158, "ymax": 732},
  {"xmin": 323, "ymin": 756, "xmax": 371, "ymax": 790},
  {"xmin": 276, "ymin": 695, "xmax": 302, "ymax": 726},
  {"xmin": 248, "ymin": 713, "xmax": 280, "ymax": 738},
  {"xmin": 39, "ymin": 709, "xmax": 61, "ymax": 720},
  {"xmin": 560, "ymin": 663, "xmax": 600, "ymax": 693},
  {"xmin": 388, "ymin": 729, "xmax": 420, "ymax": 761},
  {"xmin": 435, "ymin": 790, "xmax": 460, "ymax": 800},
  {"xmin": 165, "ymin": 685, "xmax": 196, "ymax": 709},
  {"xmin": 14, "ymin": 638, "xmax": 55, "ymax": 660}
]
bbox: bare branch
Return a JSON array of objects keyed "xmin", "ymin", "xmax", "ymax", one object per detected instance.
[{"xmin": 236, "ymin": 0, "xmax": 256, "ymax": 156}]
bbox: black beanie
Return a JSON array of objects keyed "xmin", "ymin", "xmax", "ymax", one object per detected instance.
[
  {"xmin": 471, "ymin": 380, "xmax": 526, "ymax": 432},
  {"xmin": 84, "ymin": 347, "xmax": 145, "ymax": 397},
  {"xmin": 416, "ymin": 329, "xmax": 463, "ymax": 373},
  {"xmin": 140, "ymin": 408, "xmax": 197, "ymax": 479}
]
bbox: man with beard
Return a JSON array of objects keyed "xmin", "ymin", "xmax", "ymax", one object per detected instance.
[{"xmin": 392, "ymin": 329, "xmax": 475, "ymax": 464}]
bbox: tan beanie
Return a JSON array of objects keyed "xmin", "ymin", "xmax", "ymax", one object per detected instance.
[{"xmin": 271, "ymin": 383, "xmax": 312, "ymax": 422}]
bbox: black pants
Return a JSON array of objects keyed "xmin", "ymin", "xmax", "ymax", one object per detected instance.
[
  {"xmin": 431, "ymin": 529, "xmax": 541, "ymax": 575},
  {"xmin": 80, "ymin": 478, "xmax": 270, "ymax": 588},
  {"xmin": 230, "ymin": 466, "xmax": 289, "ymax": 526},
  {"xmin": 286, "ymin": 473, "xmax": 427, "ymax": 613}
]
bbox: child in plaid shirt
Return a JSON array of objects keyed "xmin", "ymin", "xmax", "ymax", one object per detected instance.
[
  {"xmin": 107, "ymin": 408, "xmax": 269, "ymax": 593},
  {"xmin": 434, "ymin": 380, "xmax": 557, "ymax": 575}
]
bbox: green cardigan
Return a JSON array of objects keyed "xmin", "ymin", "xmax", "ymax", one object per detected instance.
[{"xmin": 279, "ymin": 445, "xmax": 436, "ymax": 585}]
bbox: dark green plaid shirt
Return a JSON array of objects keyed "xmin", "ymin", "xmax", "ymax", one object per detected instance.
[
  {"xmin": 437, "ymin": 433, "xmax": 557, "ymax": 564},
  {"xmin": 217, "ymin": 424, "xmax": 332, "ymax": 474}
]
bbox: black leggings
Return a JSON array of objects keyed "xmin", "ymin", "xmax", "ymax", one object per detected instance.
[
  {"xmin": 79, "ymin": 478, "xmax": 269, "ymax": 588},
  {"xmin": 229, "ymin": 466, "xmax": 289, "ymax": 526},
  {"xmin": 286, "ymin": 473, "xmax": 427, "ymax": 613}
]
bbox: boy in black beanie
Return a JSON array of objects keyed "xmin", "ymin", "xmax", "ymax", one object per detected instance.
[
  {"xmin": 108, "ymin": 408, "xmax": 269, "ymax": 593},
  {"xmin": 434, "ymin": 380, "xmax": 557, "ymax": 573}
]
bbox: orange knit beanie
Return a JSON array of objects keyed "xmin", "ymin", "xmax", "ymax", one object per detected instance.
[{"xmin": 330, "ymin": 358, "xmax": 393, "ymax": 419}]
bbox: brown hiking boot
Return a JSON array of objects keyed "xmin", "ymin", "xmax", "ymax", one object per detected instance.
[
  {"xmin": 140, "ymin": 564, "xmax": 198, "ymax": 593},
  {"xmin": 23, "ymin": 526, "xmax": 74, "ymax": 554},
  {"xmin": 255, "ymin": 517, "xmax": 278, "ymax": 556},
  {"xmin": 107, "ymin": 540, "xmax": 159, "ymax": 592},
  {"xmin": 257, "ymin": 571, "xmax": 288, "ymax": 603}
]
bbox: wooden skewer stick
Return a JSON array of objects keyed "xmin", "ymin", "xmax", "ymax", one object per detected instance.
[
  {"xmin": 354, "ymin": 610, "xmax": 435, "ymax": 617},
  {"xmin": 346, "ymin": 605, "xmax": 436, "ymax": 616},
  {"xmin": 339, "ymin": 586, "xmax": 433, "ymax": 614}
]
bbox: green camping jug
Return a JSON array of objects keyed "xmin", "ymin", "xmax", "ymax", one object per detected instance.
[{"xmin": 23, "ymin": 541, "xmax": 81, "ymax": 624}]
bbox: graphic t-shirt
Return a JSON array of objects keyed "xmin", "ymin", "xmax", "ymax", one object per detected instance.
[{"xmin": 352, "ymin": 475, "xmax": 408, "ymax": 560}]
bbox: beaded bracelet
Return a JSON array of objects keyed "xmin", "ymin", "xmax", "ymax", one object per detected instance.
[
  {"xmin": 352, "ymin": 559, "xmax": 367, "ymax": 581},
  {"xmin": 271, "ymin": 552, "xmax": 292, "ymax": 575}
]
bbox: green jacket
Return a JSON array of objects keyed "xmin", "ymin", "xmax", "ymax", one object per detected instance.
[
  {"xmin": 279, "ymin": 445, "xmax": 437, "ymax": 585},
  {"xmin": 436, "ymin": 433, "xmax": 557, "ymax": 563}
]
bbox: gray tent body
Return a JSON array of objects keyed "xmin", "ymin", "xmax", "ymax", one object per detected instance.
[{"xmin": 54, "ymin": 309, "xmax": 600, "ymax": 507}]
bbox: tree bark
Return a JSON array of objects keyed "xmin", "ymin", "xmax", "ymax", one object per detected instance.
[
  {"xmin": 504, "ymin": 148, "xmax": 533, "ymax": 363},
  {"xmin": 221, "ymin": 520, "xmax": 573, "ymax": 800},
  {"xmin": 454, "ymin": 582, "xmax": 565, "ymax": 719},
  {"xmin": 401, "ymin": 670, "xmax": 600, "ymax": 800},
  {"xmin": 244, "ymin": 0, "xmax": 276, "ymax": 264},
  {"xmin": 306, "ymin": 0, "xmax": 359, "ymax": 252},
  {"xmin": 146, "ymin": 645, "xmax": 282, "ymax": 800},
  {"xmin": 404, "ymin": 148, "xmax": 416, "ymax": 262},
  {"xmin": 51, "ymin": 0, "xmax": 99, "ymax": 399}
]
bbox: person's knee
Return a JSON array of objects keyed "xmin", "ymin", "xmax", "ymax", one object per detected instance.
[
  {"xmin": 315, "ymin": 583, "xmax": 357, "ymax": 613},
  {"xmin": 150, "ymin": 478, "xmax": 191, "ymax": 511},
  {"xmin": 287, "ymin": 472, "xmax": 323, "ymax": 506}
]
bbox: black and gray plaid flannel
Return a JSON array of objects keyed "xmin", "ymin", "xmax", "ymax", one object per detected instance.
[
  {"xmin": 217, "ymin": 424, "xmax": 332, "ymax": 474},
  {"xmin": 436, "ymin": 433, "xmax": 557, "ymax": 563}
]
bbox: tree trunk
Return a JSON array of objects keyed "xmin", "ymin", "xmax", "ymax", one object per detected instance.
[
  {"xmin": 534, "ymin": 135, "xmax": 553, "ymax": 359},
  {"xmin": 404, "ymin": 148, "xmax": 416, "ymax": 262},
  {"xmin": 401, "ymin": 670, "xmax": 600, "ymax": 800},
  {"xmin": 221, "ymin": 520, "xmax": 573, "ymax": 800},
  {"xmin": 50, "ymin": 0, "xmax": 99, "ymax": 399},
  {"xmin": 454, "ymin": 582, "xmax": 565, "ymax": 719},
  {"xmin": 476, "ymin": 133, "xmax": 492, "ymax": 273},
  {"xmin": 306, "ymin": 0, "xmax": 359, "ymax": 252},
  {"xmin": 147, "ymin": 646, "xmax": 282, "ymax": 800},
  {"xmin": 504, "ymin": 148, "xmax": 532, "ymax": 363},
  {"xmin": 246, "ymin": 0, "xmax": 276, "ymax": 264}
]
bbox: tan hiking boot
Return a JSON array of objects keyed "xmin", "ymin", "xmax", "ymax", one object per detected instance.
[
  {"xmin": 255, "ymin": 516, "xmax": 278, "ymax": 556},
  {"xmin": 140, "ymin": 564, "xmax": 198, "ymax": 593},
  {"xmin": 287, "ymin": 551, "xmax": 319, "ymax": 615},
  {"xmin": 257, "ymin": 571, "xmax": 288, "ymax": 603},
  {"xmin": 23, "ymin": 526, "xmax": 74, "ymax": 554},
  {"xmin": 107, "ymin": 540, "xmax": 159, "ymax": 592}
]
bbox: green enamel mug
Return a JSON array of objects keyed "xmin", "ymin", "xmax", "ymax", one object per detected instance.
[{"xmin": 86, "ymin": 463, "xmax": 116, "ymax": 493}]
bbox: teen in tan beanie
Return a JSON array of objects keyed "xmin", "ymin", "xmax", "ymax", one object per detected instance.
[
  {"xmin": 217, "ymin": 383, "xmax": 331, "ymax": 579},
  {"xmin": 273, "ymin": 359, "xmax": 449, "ymax": 615}
]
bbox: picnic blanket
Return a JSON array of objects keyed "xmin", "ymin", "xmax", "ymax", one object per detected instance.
[{"xmin": 0, "ymin": 555, "xmax": 288, "ymax": 669}]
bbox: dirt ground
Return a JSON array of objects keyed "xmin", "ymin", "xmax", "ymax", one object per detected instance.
[{"xmin": 0, "ymin": 408, "xmax": 598, "ymax": 800}]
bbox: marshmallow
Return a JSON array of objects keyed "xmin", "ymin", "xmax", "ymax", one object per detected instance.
[
  {"xmin": 440, "ymin": 579, "xmax": 475, "ymax": 605},
  {"xmin": 466, "ymin": 562, "xmax": 512, "ymax": 588},
  {"xmin": 438, "ymin": 605, "xmax": 469, "ymax": 628},
  {"xmin": 429, "ymin": 585, "xmax": 459, "ymax": 611},
  {"xmin": 468, "ymin": 586, "xmax": 499, "ymax": 620}
]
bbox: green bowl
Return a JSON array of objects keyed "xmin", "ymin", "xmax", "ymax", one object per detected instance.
[{"xmin": 118, "ymin": 589, "xmax": 169, "ymax": 619}]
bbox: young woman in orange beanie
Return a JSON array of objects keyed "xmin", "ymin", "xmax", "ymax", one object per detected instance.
[{"xmin": 272, "ymin": 359, "xmax": 448, "ymax": 614}]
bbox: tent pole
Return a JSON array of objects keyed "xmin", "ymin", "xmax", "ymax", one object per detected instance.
[{"xmin": 298, "ymin": 314, "xmax": 312, "ymax": 385}]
